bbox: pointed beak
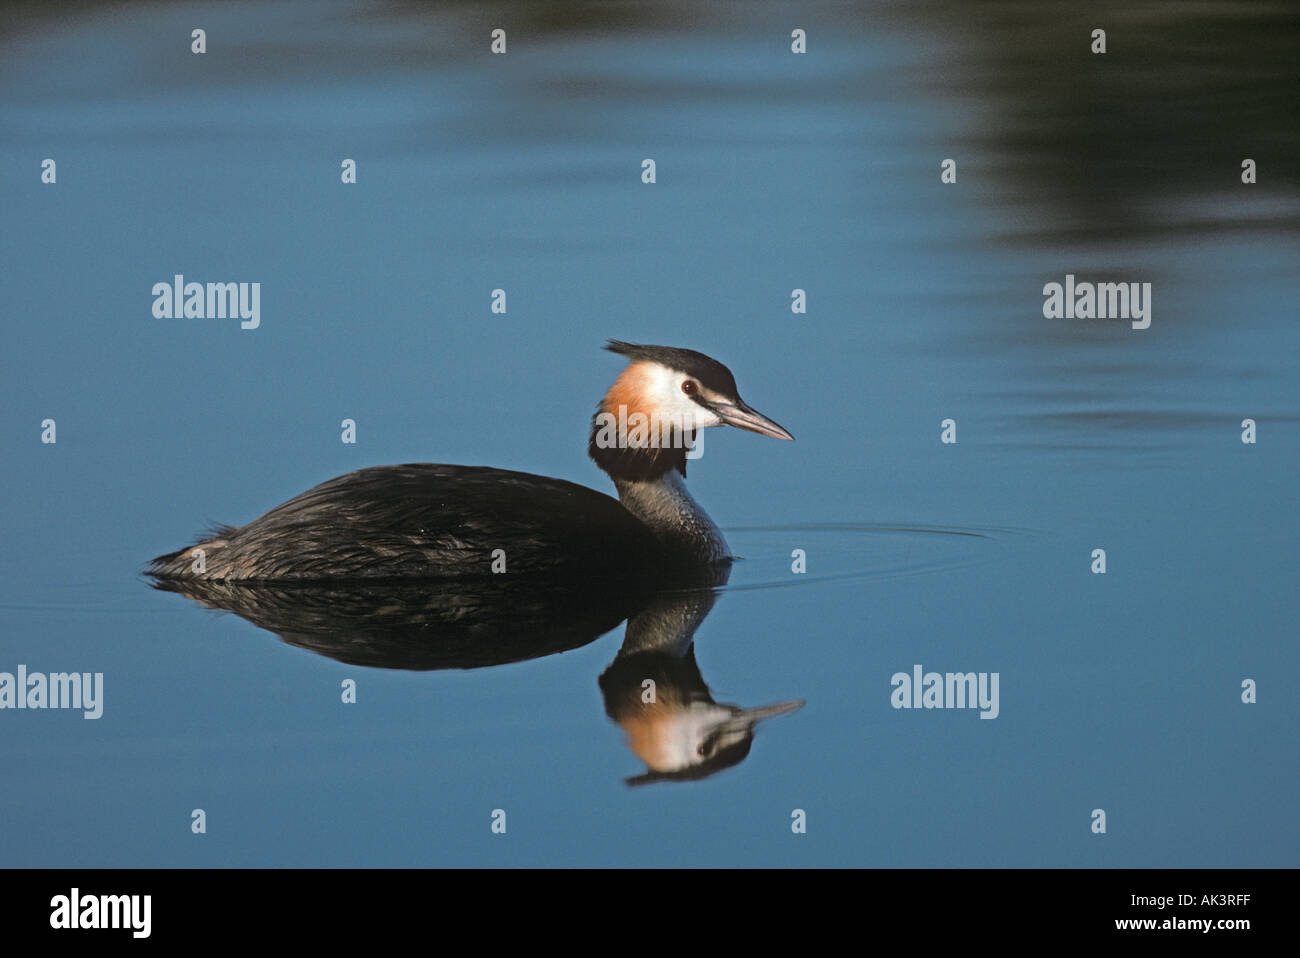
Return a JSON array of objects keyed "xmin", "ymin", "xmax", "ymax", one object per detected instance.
[
  {"xmin": 718, "ymin": 699, "xmax": 804, "ymax": 735},
  {"xmin": 711, "ymin": 398, "xmax": 795, "ymax": 440}
]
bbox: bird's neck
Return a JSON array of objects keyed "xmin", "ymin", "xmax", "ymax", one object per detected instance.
[
  {"xmin": 611, "ymin": 471, "xmax": 730, "ymax": 565},
  {"xmin": 588, "ymin": 405, "xmax": 730, "ymax": 564}
]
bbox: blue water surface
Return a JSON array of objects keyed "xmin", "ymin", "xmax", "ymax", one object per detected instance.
[{"xmin": 0, "ymin": 0, "xmax": 1296, "ymax": 867}]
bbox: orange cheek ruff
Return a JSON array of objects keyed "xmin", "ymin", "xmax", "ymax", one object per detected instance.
[
  {"xmin": 601, "ymin": 362, "xmax": 656, "ymax": 420},
  {"xmin": 622, "ymin": 710, "xmax": 678, "ymax": 770}
]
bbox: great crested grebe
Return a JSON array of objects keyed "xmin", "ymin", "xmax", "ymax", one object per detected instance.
[{"xmin": 148, "ymin": 341, "xmax": 793, "ymax": 582}]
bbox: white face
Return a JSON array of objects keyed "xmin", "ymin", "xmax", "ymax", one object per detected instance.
[
  {"xmin": 637, "ymin": 701, "xmax": 741, "ymax": 772},
  {"xmin": 639, "ymin": 362, "xmax": 724, "ymax": 432}
]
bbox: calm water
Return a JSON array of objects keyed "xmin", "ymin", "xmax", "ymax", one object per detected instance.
[{"xmin": 1, "ymin": 0, "xmax": 1296, "ymax": 867}]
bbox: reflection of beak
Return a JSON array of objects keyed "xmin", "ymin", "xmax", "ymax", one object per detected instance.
[
  {"xmin": 718, "ymin": 699, "xmax": 804, "ymax": 736},
  {"xmin": 710, "ymin": 399, "xmax": 795, "ymax": 440}
]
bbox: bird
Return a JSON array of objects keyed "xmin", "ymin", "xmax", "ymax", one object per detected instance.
[{"xmin": 147, "ymin": 340, "xmax": 794, "ymax": 583}]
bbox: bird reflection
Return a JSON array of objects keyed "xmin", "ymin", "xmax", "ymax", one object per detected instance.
[
  {"xmin": 598, "ymin": 587, "xmax": 802, "ymax": 785},
  {"xmin": 151, "ymin": 567, "xmax": 801, "ymax": 784}
]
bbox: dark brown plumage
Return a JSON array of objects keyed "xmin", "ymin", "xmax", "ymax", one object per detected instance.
[{"xmin": 148, "ymin": 464, "xmax": 661, "ymax": 582}]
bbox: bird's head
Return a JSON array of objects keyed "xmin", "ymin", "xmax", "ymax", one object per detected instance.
[
  {"xmin": 619, "ymin": 699, "xmax": 806, "ymax": 786},
  {"xmin": 589, "ymin": 341, "xmax": 793, "ymax": 480}
]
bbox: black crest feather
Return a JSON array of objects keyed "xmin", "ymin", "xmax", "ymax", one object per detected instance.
[{"xmin": 604, "ymin": 340, "xmax": 739, "ymax": 397}]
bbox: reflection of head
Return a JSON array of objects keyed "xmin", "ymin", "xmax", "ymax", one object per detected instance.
[
  {"xmin": 599, "ymin": 647, "xmax": 802, "ymax": 787},
  {"xmin": 624, "ymin": 737, "xmax": 755, "ymax": 787}
]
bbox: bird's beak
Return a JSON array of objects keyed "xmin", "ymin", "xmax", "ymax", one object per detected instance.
[
  {"xmin": 718, "ymin": 700, "xmax": 805, "ymax": 736},
  {"xmin": 711, "ymin": 398, "xmax": 795, "ymax": 440}
]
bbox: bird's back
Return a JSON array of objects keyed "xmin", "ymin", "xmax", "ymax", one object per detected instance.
[{"xmin": 148, "ymin": 463, "xmax": 663, "ymax": 582}]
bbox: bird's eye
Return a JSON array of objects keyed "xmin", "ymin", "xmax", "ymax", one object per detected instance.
[{"xmin": 681, "ymin": 380, "xmax": 698, "ymax": 396}]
